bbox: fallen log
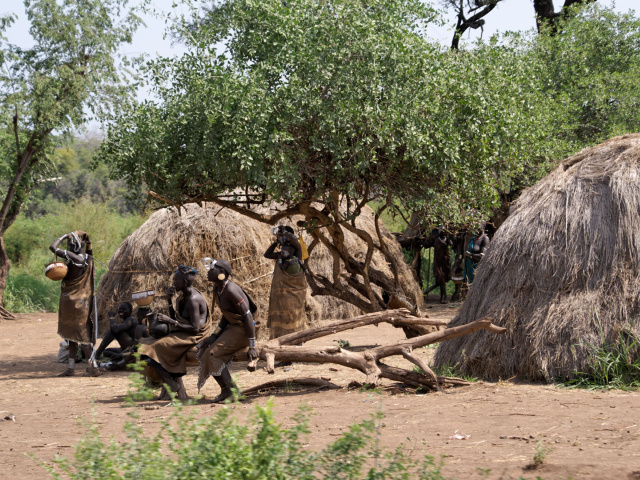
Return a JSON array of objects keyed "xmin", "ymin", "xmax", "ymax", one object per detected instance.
[
  {"xmin": 253, "ymin": 309, "xmax": 505, "ymax": 391},
  {"xmin": 0, "ymin": 305, "xmax": 16, "ymax": 321}
]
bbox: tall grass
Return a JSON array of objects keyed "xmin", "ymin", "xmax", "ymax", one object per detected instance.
[
  {"xmin": 4, "ymin": 200, "xmax": 146, "ymax": 312},
  {"xmin": 566, "ymin": 310, "xmax": 640, "ymax": 390}
]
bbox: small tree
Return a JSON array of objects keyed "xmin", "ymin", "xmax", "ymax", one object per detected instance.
[
  {"xmin": 100, "ymin": 0, "xmax": 554, "ymax": 313},
  {"xmin": 0, "ymin": 0, "xmax": 142, "ymax": 318}
]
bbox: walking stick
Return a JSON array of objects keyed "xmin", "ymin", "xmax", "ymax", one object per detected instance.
[
  {"xmin": 87, "ymin": 254, "xmax": 108, "ymax": 367},
  {"xmin": 88, "ymin": 255, "xmax": 104, "ymax": 367}
]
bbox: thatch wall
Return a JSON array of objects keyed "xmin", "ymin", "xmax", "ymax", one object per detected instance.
[
  {"xmin": 434, "ymin": 134, "xmax": 640, "ymax": 381},
  {"xmin": 97, "ymin": 203, "xmax": 422, "ymax": 339}
]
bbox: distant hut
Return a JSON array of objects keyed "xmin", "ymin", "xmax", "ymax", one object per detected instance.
[
  {"xmin": 434, "ymin": 134, "xmax": 640, "ymax": 381},
  {"xmin": 97, "ymin": 203, "xmax": 422, "ymax": 339}
]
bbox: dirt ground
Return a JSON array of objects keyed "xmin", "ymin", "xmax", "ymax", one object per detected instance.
[{"xmin": 2, "ymin": 303, "xmax": 640, "ymax": 480}]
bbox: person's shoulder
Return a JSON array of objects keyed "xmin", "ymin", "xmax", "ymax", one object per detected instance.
[
  {"xmin": 227, "ymin": 281, "xmax": 248, "ymax": 298},
  {"xmin": 191, "ymin": 287, "xmax": 207, "ymax": 300}
]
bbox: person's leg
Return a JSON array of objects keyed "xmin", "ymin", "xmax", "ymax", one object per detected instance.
[
  {"xmin": 135, "ymin": 324, "xmax": 149, "ymax": 341},
  {"xmin": 144, "ymin": 358, "xmax": 181, "ymax": 400},
  {"xmin": 210, "ymin": 366, "xmax": 236, "ymax": 403},
  {"xmin": 58, "ymin": 341, "xmax": 79, "ymax": 376},
  {"xmin": 173, "ymin": 375, "xmax": 189, "ymax": 402},
  {"xmin": 114, "ymin": 331, "xmax": 136, "ymax": 350},
  {"xmin": 439, "ymin": 282, "xmax": 448, "ymax": 304},
  {"xmin": 94, "ymin": 330, "xmax": 116, "ymax": 359},
  {"xmin": 102, "ymin": 348, "xmax": 122, "ymax": 358},
  {"xmin": 80, "ymin": 343, "xmax": 102, "ymax": 376}
]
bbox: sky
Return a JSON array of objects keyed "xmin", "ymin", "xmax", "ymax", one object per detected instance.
[
  {"xmin": 4, "ymin": 0, "xmax": 638, "ymax": 59},
  {"xmin": 2, "ymin": 0, "xmax": 638, "ymax": 127}
]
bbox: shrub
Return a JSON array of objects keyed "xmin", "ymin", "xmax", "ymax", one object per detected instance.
[{"xmin": 43, "ymin": 374, "xmax": 448, "ymax": 479}]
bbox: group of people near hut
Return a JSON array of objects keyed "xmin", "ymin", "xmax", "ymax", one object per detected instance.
[
  {"xmin": 423, "ymin": 226, "xmax": 490, "ymax": 304},
  {"xmin": 49, "ymin": 225, "xmax": 307, "ymax": 403}
]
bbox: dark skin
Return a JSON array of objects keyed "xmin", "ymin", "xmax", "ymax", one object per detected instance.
[
  {"xmin": 195, "ymin": 264, "xmax": 258, "ymax": 403},
  {"xmin": 49, "ymin": 233, "xmax": 95, "ymax": 371},
  {"xmin": 134, "ymin": 308, "xmax": 151, "ymax": 341},
  {"xmin": 424, "ymin": 230, "xmax": 453, "ymax": 304},
  {"xmin": 149, "ymin": 270, "xmax": 208, "ymax": 401},
  {"xmin": 264, "ymin": 231, "xmax": 303, "ymax": 269},
  {"xmin": 156, "ymin": 272, "xmax": 208, "ymax": 334},
  {"xmin": 465, "ymin": 231, "xmax": 490, "ymax": 262},
  {"xmin": 94, "ymin": 303, "xmax": 137, "ymax": 360},
  {"xmin": 197, "ymin": 266, "xmax": 257, "ymax": 361}
]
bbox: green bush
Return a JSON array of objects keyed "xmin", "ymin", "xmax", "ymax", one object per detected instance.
[{"xmin": 44, "ymin": 373, "xmax": 448, "ymax": 480}]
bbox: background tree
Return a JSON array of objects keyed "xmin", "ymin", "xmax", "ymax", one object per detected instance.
[
  {"xmin": 443, "ymin": 0, "xmax": 503, "ymax": 50},
  {"xmin": 0, "ymin": 0, "xmax": 142, "ymax": 319},
  {"xmin": 533, "ymin": 0, "xmax": 595, "ymax": 32},
  {"xmin": 441, "ymin": 0, "xmax": 597, "ymax": 49},
  {"xmin": 100, "ymin": 0, "xmax": 553, "ymax": 313}
]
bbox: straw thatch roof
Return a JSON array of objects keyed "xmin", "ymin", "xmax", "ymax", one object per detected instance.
[
  {"xmin": 97, "ymin": 203, "xmax": 422, "ymax": 339},
  {"xmin": 434, "ymin": 134, "xmax": 640, "ymax": 381}
]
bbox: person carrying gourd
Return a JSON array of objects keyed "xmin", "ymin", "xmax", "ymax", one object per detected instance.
[{"xmin": 49, "ymin": 231, "xmax": 102, "ymax": 377}]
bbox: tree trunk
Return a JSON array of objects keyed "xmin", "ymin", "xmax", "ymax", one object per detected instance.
[
  {"xmin": 209, "ymin": 195, "xmax": 421, "ymax": 315},
  {"xmin": 0, "ymin": 236, "xmax": 15, "ymax": 320},
  {"xmin": 533, "ymin": 0, "xmax": 595, "ymax": 33}
]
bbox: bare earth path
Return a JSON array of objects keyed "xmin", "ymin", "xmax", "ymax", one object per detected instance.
[{"xmin": 2, "ymin": 304, "xmax": 640, "ymax": 480}]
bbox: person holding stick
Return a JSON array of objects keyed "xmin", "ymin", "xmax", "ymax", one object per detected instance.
[{"xmin": 49, "ymin": 231, "xmax": 101, "ymax": 377}]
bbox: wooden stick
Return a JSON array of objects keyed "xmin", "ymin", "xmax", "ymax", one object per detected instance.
[
  {"xmin": 258, "ymin": 315, "xmax": 503, "ymax": 389},
  {"xmin": 242, "ymin": 377, "xmax": 340, "ymax": 396}
]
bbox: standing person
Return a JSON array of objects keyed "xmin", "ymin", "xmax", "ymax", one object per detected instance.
[
  {"xmin": 424, "ymin": 228, "xmax": 453, "ymax": 304},
  {"xmin": 264, "ymin": 225, "xmax": 307, "ymax": 339},
  {"xmin": 93, "ymin": 302, "xmax": 138, "ymax": 362},
  {"xmin": 138, "ymin": 265, "xmax": 212, "ymax": 401},
  {"xmin": 197, "ymin": 259, "xmax": 258, "ymax": 403},
  {"xmin": 463, "ymin": 226, "xmax": 491, "ymax": 285},
  {"xmin": 49, "ymin": 231, "xmax": 102, "ymax": 377}
]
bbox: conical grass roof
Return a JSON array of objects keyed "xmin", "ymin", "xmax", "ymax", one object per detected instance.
[{"xmin": 434, "ymin": 134, "xmax": 640, "ymax": 381}]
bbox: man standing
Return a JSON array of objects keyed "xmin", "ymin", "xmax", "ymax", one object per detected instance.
[
  {"xmin": 424, "ymin": 228, "xmax": 453, "ymax": 304},
  {"xmin": 197, "ymin": 259, "xmax": 258, "ymax": 403},
  {"xmin": 138, "ymin": 265, "xmax": 212, "ymax": 401},
  {"xmin": 464, "ymin": 226, "xmax": 491, "ymax": 284},
  {"xmin": 49, "ymin": 231, "xmax": 101, "ymax": 377}
]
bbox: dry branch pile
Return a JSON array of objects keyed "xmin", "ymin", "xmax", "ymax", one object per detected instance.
[
  {"xmin": 97, "ymin": 203, "xmax": 422, "ymax": 337},
  {"xmin": 245, "ymin": 308, "xmax": 505, "ymax": 392},
  {"xmin": 434, "ymin": 134, "xmax": 640, "ymax": 381}
]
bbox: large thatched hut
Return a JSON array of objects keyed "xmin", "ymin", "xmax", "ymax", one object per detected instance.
[
  {"xmin": 97, "ymin": 203, "xmax": 422, "ymax": 339},
  {"xmin": 434, "ymin": 134, "xmax": 640, "ymax": 381}
]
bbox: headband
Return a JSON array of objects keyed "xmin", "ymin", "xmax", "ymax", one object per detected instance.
[{"xmin": 177, "ymin": 265, "xmax": 198, "ymax": 276}]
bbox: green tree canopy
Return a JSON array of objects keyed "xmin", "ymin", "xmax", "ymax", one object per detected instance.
[
  {"xmin": 0, "ymin": 0, "xmax": 143, "ymax": 316},
  {"xmin": 101, "ymin": 0, "xmax": 558, "ymax": 311}
]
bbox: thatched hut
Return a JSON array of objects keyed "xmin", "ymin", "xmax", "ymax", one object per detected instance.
[
  {"xmin": 434, "ymin": 134, "xmax": 640, "ymax": 381},
  {"xmin": 97, "ymin": 203, "xmax": 422, "ymax": 339}
]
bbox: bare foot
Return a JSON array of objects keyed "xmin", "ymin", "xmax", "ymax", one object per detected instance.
[
  {"xmin": 86, "ymin": 366, "xmax": 103, "ymax": 377},
  {"xmin": 175, "ymin": 378, "xmax": 190, "ymax": 402},
  {"xmin": 57, "ymin": 368, "xmax": 76, "ymax": 377},
  {"xmin": 209, "ymin": 389, "xmax": 232, "ymax": 404},
  {"xmin": 154, "ymin": 386, "xmax": 171, "ymax": 401}
]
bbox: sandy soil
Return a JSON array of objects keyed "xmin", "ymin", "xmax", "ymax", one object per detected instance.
[{"xmin": 2, "ymin": 303, "xmax": 640, "ymax": 480}]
